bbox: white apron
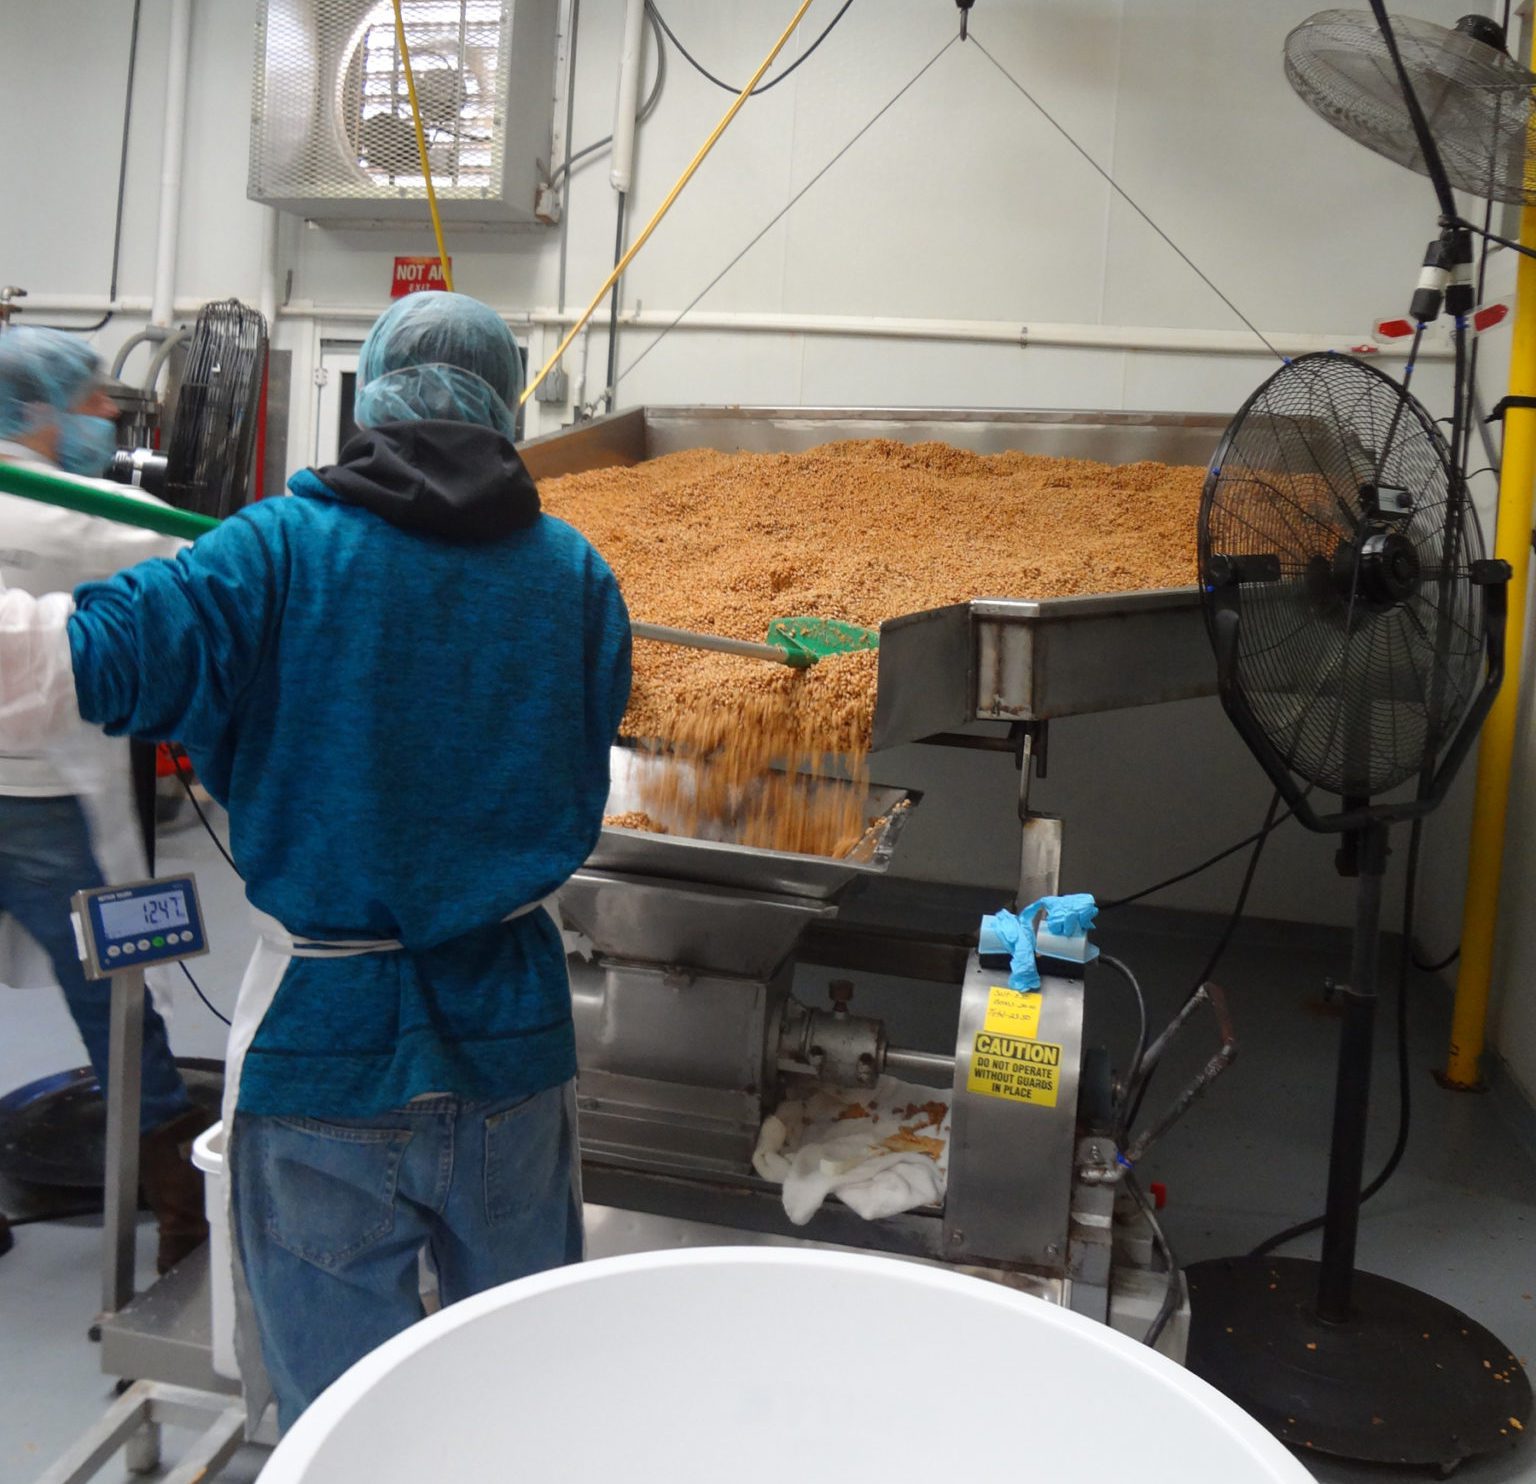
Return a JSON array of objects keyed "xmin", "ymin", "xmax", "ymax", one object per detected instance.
[{"xmin": 222, "ymin": 899, "xmax": 557, "ymax": 1430}]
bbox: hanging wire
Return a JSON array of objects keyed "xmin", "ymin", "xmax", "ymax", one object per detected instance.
[
  {"xmin": 620, "ymin": 33, "xmax": 959, "ymax": 383},
  {"xmin": 169, "ymin": 751, "xmax": 240, "ymax": 876},
  {"xmin": 522, "ymin": 0, "xmax": 821, "ymax": 405},
  {"xmin": 1099, "ymin": 805, "xmax": 1296, "ymax": 911},
  {"xmin": 181, "ymin": 961, "xmax": 231, "ymax": 1026},
  {"xmin": 967, "ymin": 34, "xmax": 1285, "ymax": 362},
  {"xmin": 648, "ymin": 0, "xmax": 856, "ymax": 97}
]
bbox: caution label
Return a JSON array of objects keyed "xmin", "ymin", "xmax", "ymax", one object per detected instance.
[
  {"xmin": 967, "ymin": 1031, "xmax": 1062, "ymax": 1107},
  {"xmin": 983, "ymin": 986, "xmax": 1041, "ymax": 1039}
]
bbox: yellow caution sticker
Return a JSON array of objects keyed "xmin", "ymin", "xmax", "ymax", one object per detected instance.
[
  {"xmin": 983, "ymin": 986, "xmax": 1041, "ymax": 1039},
  {"xmin": 967, "ymin": 1031, "xmax": 1062, "ymax": 1107}
]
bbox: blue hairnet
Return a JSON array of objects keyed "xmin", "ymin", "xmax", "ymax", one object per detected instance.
[
  {"xmin": 357, "ymin": 292, "xmax": 524, "ymax": 414},
  {"xmin": 353, "ymin": 363, "xmax": 518, "ymax": 442},
  {"xmin": 0, "ymin": 328, "xmax": 102, "ymax": 439}
]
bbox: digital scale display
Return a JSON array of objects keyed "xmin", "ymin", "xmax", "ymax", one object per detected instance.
[
  {"xmin": 98, "ymin": 892, "xmax": 191, "ymax": 941},
  {"xmin": 73, "ymin": 875, "xmax": 208, "ymax": 980}
]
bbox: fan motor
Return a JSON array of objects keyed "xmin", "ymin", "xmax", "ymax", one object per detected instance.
[{"xmin": 1333, "ymin": 526, "xmax": 1421, "ymax": 611}]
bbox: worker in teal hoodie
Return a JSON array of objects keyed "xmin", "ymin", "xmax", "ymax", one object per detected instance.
[{"xmin": 0, "ymin": 292, "xmax": 631, "ymax": 1428}]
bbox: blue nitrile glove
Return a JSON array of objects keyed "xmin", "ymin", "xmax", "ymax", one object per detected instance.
[
  {"xmin": 978, "ymin": 908, "xmax": 1041, "ymax": 991},
  {"xmin": 1036, "ymin": 893, "xmax": 1098, "ymax": 939},
  {"xmin": 1030, "ymin": 892, "xmax": 1100, "ymax": 967}
]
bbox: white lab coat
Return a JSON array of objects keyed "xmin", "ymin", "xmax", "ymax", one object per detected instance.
[{"xmin": 0, "ymin": 441, "xmax": 186, "ymax": 992}]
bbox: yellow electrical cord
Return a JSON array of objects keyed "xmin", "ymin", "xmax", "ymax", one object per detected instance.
[
  {"xmin": 392, "ymin": 0, "xmax": 455, "ymax": 293},
  {"xmin": 521, "ymin": 0, "xmax": 818, "ymax": 406}
]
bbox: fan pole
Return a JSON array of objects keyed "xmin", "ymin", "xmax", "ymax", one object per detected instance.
[
  {"xmin": 1445, "ymin": 55, "xmax": 1536, "ymax": 1088},
  {"xmin": 1316, "ymin": 823, "xmax": 1386, "ymax": 1321}
]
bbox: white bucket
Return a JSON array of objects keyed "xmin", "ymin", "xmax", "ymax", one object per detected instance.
[
  {"xmin": 258, "ymin": 1248, "xmax": 1313, "ymax": 1483},
  {"xmin": 190, "ymin": 1120, "xmax": 238, "ymax": 1381}
]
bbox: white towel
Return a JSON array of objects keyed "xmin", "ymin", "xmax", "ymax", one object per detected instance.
[{"xmin": 753, "ymin": 1076, "xmax": 951, "ymax": 1225}]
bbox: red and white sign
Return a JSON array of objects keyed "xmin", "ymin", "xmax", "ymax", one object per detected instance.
[{"xmin": 391, "ymin": 256, "xmax": 452, "ymax": 297}]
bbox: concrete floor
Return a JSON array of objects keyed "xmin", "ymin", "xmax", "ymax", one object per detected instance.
[{"xmin": 3, "ymin": 812, "xmax": 1535, "ymax": 1481}]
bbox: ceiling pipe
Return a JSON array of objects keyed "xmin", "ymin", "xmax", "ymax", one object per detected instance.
[{"xmin": 150, "ymin": 0, "xmax": 192, "ymax": 328}]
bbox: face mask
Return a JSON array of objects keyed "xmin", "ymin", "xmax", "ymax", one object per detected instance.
[{"xmin": 55, "ymin": 413, "xmax": 119, "ymax": 477}]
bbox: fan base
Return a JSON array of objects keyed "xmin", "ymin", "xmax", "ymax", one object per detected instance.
[{"xmin": 1185, "ymin": 1256, "xmax": 1531, "ymax": 1471}]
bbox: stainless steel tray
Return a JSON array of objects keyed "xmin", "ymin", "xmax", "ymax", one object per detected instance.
[
  {"xmin": 521, "ymin": 407, "xmax": 1226, "ymax": 749},
  {"xmin": 589, "ymin": 746, "xmax": 919, "ymax": 901}
]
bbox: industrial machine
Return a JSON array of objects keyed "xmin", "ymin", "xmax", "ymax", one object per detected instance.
[{"xmin": 524, "ymin": 406, "xmax": 1241, "ymax": 1352}]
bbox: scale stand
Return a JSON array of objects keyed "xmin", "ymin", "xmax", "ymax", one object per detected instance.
[
  {"xmin": 30, "ymin": 875, "xmax": 247, "ymax": 1484},
  {"xmin": 1185, "ymin": 823, "xmax": 1531, "ymax": 1472}
]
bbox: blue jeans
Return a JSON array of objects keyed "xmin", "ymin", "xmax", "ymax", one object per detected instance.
[
  {"xmin": 231, "ymin": 1081, "xmax": 582, "ymax": 1430},
  {"xmin": 0, "ymin": 794, "xmax": 192, "ymax": 1132}
]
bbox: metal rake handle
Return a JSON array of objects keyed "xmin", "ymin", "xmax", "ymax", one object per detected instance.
[{"xmin": 630, "ymin": 620, "xmax": 806, "ymax": 666}]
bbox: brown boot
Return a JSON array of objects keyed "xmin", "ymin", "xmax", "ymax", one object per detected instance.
[{"xmin": 139, "ymin": 1106, "xmax": 215, "ymax": 1274}]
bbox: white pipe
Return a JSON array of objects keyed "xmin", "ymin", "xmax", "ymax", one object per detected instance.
[
  {"xmin": 609, "ymin": 0, "xmax": 646, "ymax": 194},
  {"xmin": 261, "ymin": 302, "xmax": 1438, "ymax": 360},
  {"xmin": 20, "ymin": 296, "xmax": 1447, "ymax": 361},
  {"xmin": 151, "ymin": 0, "xmax": 192, "ymax": 327},
  {"xmin": 257, "ymin": 208, "xmax": 281, "ymax": 331}
]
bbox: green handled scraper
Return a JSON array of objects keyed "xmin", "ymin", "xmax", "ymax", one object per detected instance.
[{"xmin": 631, "ymin": 615, "xmax": 878, "ymax": 668}]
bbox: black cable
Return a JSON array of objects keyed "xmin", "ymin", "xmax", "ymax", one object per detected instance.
[
  {"xmin": 605, "ymin": 190, "xmax": 628, "ymax": 411},
  {"xmin": 170, "ymin": 752, "xmax": 240, "ymax": 876},
  {"xmin": 1455, "ymin": 216, "xmax": 1536, "ymax": 265},
  {"xmin": 165, "ymin": 751, "xmax": 236, "ymax": 1024},
  {"xmin": 30, "ymin": 0, "xmax": 140, "ymax": 334},
  {"xmin": 647, "ymin": 0, "xmax": 855, "ymax": 98},
  {"xmin": 1367, "ymin": 0, "xmax": 1459, "ymax": 220},
  {"xmin": 1178, "ymin": 789, "xmax": 1282, "ymax": 997},
  {"xmin": 622, "ymin": 34, "xmax": 958, "ymax": 383},
  {"xmin": 1462, "ymin": 187, "xmax": 1498, "ymax": 478},
  {"xmin": 180, "ymin": 961, "xmax": 231, "ymax": 1026},
  {"xmin": 1126, "ymin": 1172, "xmax": 1182, "ymax": 1348},
  {"xmin": 548, "ymin": 5, "xmax": 667, "ymax": 191},
  {"xmin": 1412, "ymin": 942, "xmax": 1459, "ymax": 973},
  {"xmin": 1099, "ymin": 954, "xmax": 1148, "ymax": 1128},
  {"xmin": 1249, "ymin": 815, "xmax": 1425, "ymax": 1257},
  {"xmin": 1099, "ymin": 807, "xmax": 1296, "ymax": 912},
  {"xmin": 968, "ymin": 34, "xmax": 1284, "ymax": 363},
  {"xmin": 1123, "ymin": 790, "xmax": 1283, "ymax": 1137}
]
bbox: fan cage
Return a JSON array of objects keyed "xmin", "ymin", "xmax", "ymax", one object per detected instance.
[
  {"xmin": 1200, "ymin": 354, "xmax": 1486, "ymax": 801},
  {"xmin": 248, "ymin": 0, "xmax": 558, "ymax": 224},
  {"xmin": 165, "ymin": 301, "xmax": 269, "ymax": 523},
  {"xmin": 1284, "ymin": 9, "xmax": 1536, "ymax": 206}
]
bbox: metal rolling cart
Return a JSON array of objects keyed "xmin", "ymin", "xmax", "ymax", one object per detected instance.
[{"xmin": 38, "ymin": 875, "xmax": 245, "ymax": 1484}]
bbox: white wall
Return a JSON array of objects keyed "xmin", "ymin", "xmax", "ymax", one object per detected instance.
[{"xmin": 0, "ymin": 2, "xmax": 1515, "ymax": 958}]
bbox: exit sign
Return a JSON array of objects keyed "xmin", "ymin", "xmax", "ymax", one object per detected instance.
[{"xmin": 391, "ymin": 256, "xmax": 451, "ymax": 297}]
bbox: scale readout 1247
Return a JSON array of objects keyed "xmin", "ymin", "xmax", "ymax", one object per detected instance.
[{"xmin": 71, "ymin": 874, "xmax": 209, "ymax": 980}]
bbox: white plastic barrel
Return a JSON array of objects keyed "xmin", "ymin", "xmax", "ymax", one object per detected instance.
[
  {"xmin": 190, "ymin": 1120, "xmax": 238, "ymax": 1380},
  {"xmin": 258, "ymin": 1249, "xmax": 1314, "ymax": 1483}
]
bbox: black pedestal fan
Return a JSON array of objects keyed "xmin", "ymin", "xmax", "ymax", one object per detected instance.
[
  {"xmin": 1182, "ymin": 4, "xmax": 1536, "ymax": 1468},
  {"xmin": 1184, "ymin": 351, "xmax": 1524, "ymax": 1468}
]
